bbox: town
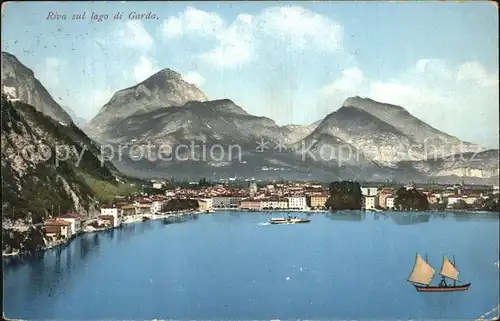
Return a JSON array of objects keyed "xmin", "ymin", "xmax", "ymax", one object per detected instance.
[{"xmin": 39, "ymin": 179, "xmax": 500, "ymax": 244}]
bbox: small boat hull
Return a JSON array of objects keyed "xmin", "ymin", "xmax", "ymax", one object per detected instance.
[
  {"xmin": 269, "ymin": 218, "xmax": 310, "ymax": 224},
  {"xmin": 413, "ymin": 283, "xmax": 471, "ymax": 292}
]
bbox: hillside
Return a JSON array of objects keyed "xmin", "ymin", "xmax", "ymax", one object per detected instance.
[
  {"xmin": 1, "ymin": 94, "xmax": 134, "ymax": 226},
  {"xmin": 1, "ymin": 52, "xmax": 73, "ymax": 124}
]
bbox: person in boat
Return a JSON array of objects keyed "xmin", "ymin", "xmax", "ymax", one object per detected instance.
[{"xmin": 438, "ymin": 276, "xmax": 448, "ymax": 287}]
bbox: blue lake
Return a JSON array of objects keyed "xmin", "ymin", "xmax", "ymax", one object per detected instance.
[{"xmin": 3, "ymin": 211, "xmax": 499, "ymax": 320}]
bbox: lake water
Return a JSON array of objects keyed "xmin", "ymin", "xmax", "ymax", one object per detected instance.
[{"xmin": 3, "ymin": 211, "xmax": 499, "ymax": 320}]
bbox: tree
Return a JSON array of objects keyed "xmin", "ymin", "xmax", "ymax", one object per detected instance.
[
  {"xmin": 325, "ymin": 181, "xmax": 362, "ymax": 210},
  {"xmin": 394, "ymin": 187, "xmax": 429, "ymax": 211}
]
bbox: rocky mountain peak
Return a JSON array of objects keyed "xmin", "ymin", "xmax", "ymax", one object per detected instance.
[
  {"xmin": 1, "ymin": 51, "xmax": 73, "ymax": 124},
  {"xmin": 342, "ymin": 96, "xmax": 405, "ymax": 111},
  {"xmin": 86, "ymin": 67, "xmax": 209, "ymax": 139},
  {"xmin": 141, "ymin": 68, "xmax": 183, "ymax": 85}
]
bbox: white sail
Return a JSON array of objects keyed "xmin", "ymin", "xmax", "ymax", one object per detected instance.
[
  {"xmin": 408, "ymin": 253, "xmax": 435, "ymax": 285},
  {"xmin": 440, "ymin": 256, "xmax": 459, "ymax": 281}
]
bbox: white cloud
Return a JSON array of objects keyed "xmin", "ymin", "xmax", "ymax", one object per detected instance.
[
  {"xmin": 134, "ymin": 56, "xmax": 159, "ymax": 83},
  {"xmin": 257, "ymin": 6, "xmax": 342, "ymax": 52},
  {"xmin": 116, "ymin": 20, "xmax": 153, "ymax": 51},
  {"xmin": 319, "ymin": 59, "xmax": 499, "ymax": 147},
  {"xmin": 182, "ymin": 71, "xmax": 205, "ymax": 87},
  {"xmin": 320, "ymin": 67, "xmax": 365, "ymax": 94},
  {"xmin": 160, "ymin": 7, "xmax": 224, "ymax": 39},
  {"xmin": 455, "ymin": 61, "xmax": 497, "ymax": 87},
  {"xmin": 160, "ymin": 5, "xmax": 343, "ymax": 69},
  {"xmin": 199, "ymin": 14, "xmax": 255, "ymax": 68}
]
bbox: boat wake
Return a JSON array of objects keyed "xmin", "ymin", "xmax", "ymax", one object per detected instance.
[{"xmin": 257, "ymin": 222, "xmax": 271, "ymax": 226}]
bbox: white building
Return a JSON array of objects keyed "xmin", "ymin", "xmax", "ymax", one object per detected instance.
[
  {"xmin": 287, "ymin": 196, "xmax": 307, "ymax": 210},
  {"xmin": 57, "ymin": 213, "xmax": 83, "ymax": 236},
  {"xmin": 385, "ymin": 196, "xmax": 395, "ymax": 209},
  {"xmin": 151, "ymin": 201, "xmax": 163, "ymax": 214},
  {"xmin": 261, "ymin": 199, "xmax": 279, "ymax": 209},
  {"xmin": 361, "ymin": 187, "xmax": 378, "ymax": 197},
  {"xmin": 363, "ymin": 196, "xmax": 378, "ymax": 210},
  {"xmin": 100, "ymin": 207, "xmax": 121, "ymax": 227}
]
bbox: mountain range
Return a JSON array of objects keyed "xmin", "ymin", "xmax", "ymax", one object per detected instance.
[{"xmin": 2, "ymin": 51, "xmax": 498, "ymax": 184}]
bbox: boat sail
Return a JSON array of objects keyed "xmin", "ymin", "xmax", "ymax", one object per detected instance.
[
  {"xmin": 408, "ymin": 253, "xmax": 471, "ymax": 292},
  {"xmin": 408, "ymin": 253, "xmax": 436, "ymax": 286},
  {"xmin": 440, "ymin": 255, "xmax": 459, "ymax": 281}
]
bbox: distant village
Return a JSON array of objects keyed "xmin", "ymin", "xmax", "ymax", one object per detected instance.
[{"xmin": 40, "ymin": 179, "xmax": 500, "ymax": 244}]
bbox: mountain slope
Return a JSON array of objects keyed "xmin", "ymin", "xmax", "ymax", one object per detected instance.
[
  {"xmin": 300, "ymin": 106, "xmax": 418, "ymax": 166},
  {"xmin": 1, "ymin": 94, "xmax": 123, "ymax": 225},
  {"xmin": 280, "ymin": 122, "xmax": 319, "ymax": 145},
  {"xmin": 1, "ymin": 51, "xmax": 73, "ymax": 124},
  {"xmin": 62, "ymin": 105, "xmax": 87, "ymax": 126},
  {"xmin": 86, "ymin": 68, "xmax": 208, "ymax": 140},
  {"xmin": 400, "ymin": 149, "xmax": 499, "ymax": 179},
  {"xmin": 342, "ymin": 96, "xmax": 483, "ymax": 152}
]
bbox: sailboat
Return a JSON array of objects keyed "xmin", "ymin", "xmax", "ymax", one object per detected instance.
[{"xmin": 407, "ymin": 253, "xmax": 471, "ymax": 292}]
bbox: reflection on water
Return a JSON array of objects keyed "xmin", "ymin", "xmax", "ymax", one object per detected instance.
[
  {"xmin": 325, "ymin": 211, "xmax": 365, "ymax": 221},
  {"xmin": 389, "ymin": 213, "xmax": 431, "ymax": 225},
  {"xmin": 452, "ymin": 211, "xmax": 499, "ymax": 222},
  {"xmin": 322, "ymin": 211, "xmax": 498, "ymax": 225}
]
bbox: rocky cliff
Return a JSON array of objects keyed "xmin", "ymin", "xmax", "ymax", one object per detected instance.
[
  {"xmin": 1, "ymin": 52, "xmax": 73, "ymax": 125},
  {"xmin": 1, "ymin": 95, "xmax": 121, "ymax": 223}
]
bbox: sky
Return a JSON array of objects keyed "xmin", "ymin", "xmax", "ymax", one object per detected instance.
[{"xmin": 2, "ymin": 1, "xmax": 499, "ymax": 148}]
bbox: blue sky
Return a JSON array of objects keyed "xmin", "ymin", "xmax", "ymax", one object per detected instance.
[{"xmin": 2, "ymin": 1, "xmax": 498, "ymax": 148}]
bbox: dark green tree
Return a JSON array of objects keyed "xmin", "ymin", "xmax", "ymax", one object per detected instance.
[{"xmin": 325, "ymin": 181, "xmax": 362, "ymax": 210}]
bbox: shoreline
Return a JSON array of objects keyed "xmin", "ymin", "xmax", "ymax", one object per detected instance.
[
  {"xmin": 3, "ymin": 209, "xmax": 497, "ymax": 258},
  {"xmin": 2, "ymin": 210, "xmax": 197, "ymax": 258}
]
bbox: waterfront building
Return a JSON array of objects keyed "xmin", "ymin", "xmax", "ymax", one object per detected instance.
[
  {"xmin": 363, "ymin": 196, "xmax": 378, "ymax": 210},
  {"xmin": 261, "ymin": 197, "xmax": 288, "ymax": 209},
  {"xmin": 385, "ymin": 196, "xmax": 395, "ymax": 210},
  {"xmin": 150, "ymin": 201, "xmax": 163, "ymax": 214},
  {"xmin": 120, "ymin": 204, "xmax": 137, "ymax": 216},
  {"xmin": 43, "ymin": 219, "xmax": 71, "ymax": 239},
  {"xmin": 98, "ymin": 215, "xmax": 116, "ymax": 227},
  {"xmin": 100, "ymin": 207, "xmax": 121, "ymax": 227},
  {"xmin": 239, "ymin": 198, "xmax": 262, "ymax": 210},
  {"xmin": 57, "ymin": 213, "xmax": 83, "ymax": 236},
  {"xmin": 197, "ymin": 199, "xmax": 212, "ymax": 211},
  {"xmin": 135, "ymin": 203, "xmax": 151, "ymax": 215},
  {"xmin": 213, "ymin": 196, "xmax": 243, "ymax": 209},
  {"xmin": 276, "ymin": 198, "xmax": 289, "ymax": 209},
  {"xmin": 261, "ymin": 198, "xmax": 278, "ymax": 209},
  {"xmin": 310, "ymin": 194, "xmax": 328, "ymax": 209},
  {"xmin": 378, "ymin": 189, "xmax": 393, "ymax": 208},
  {"xmin": 287, "ymin": 196, "xmax": 307, "ymax": 210}
]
